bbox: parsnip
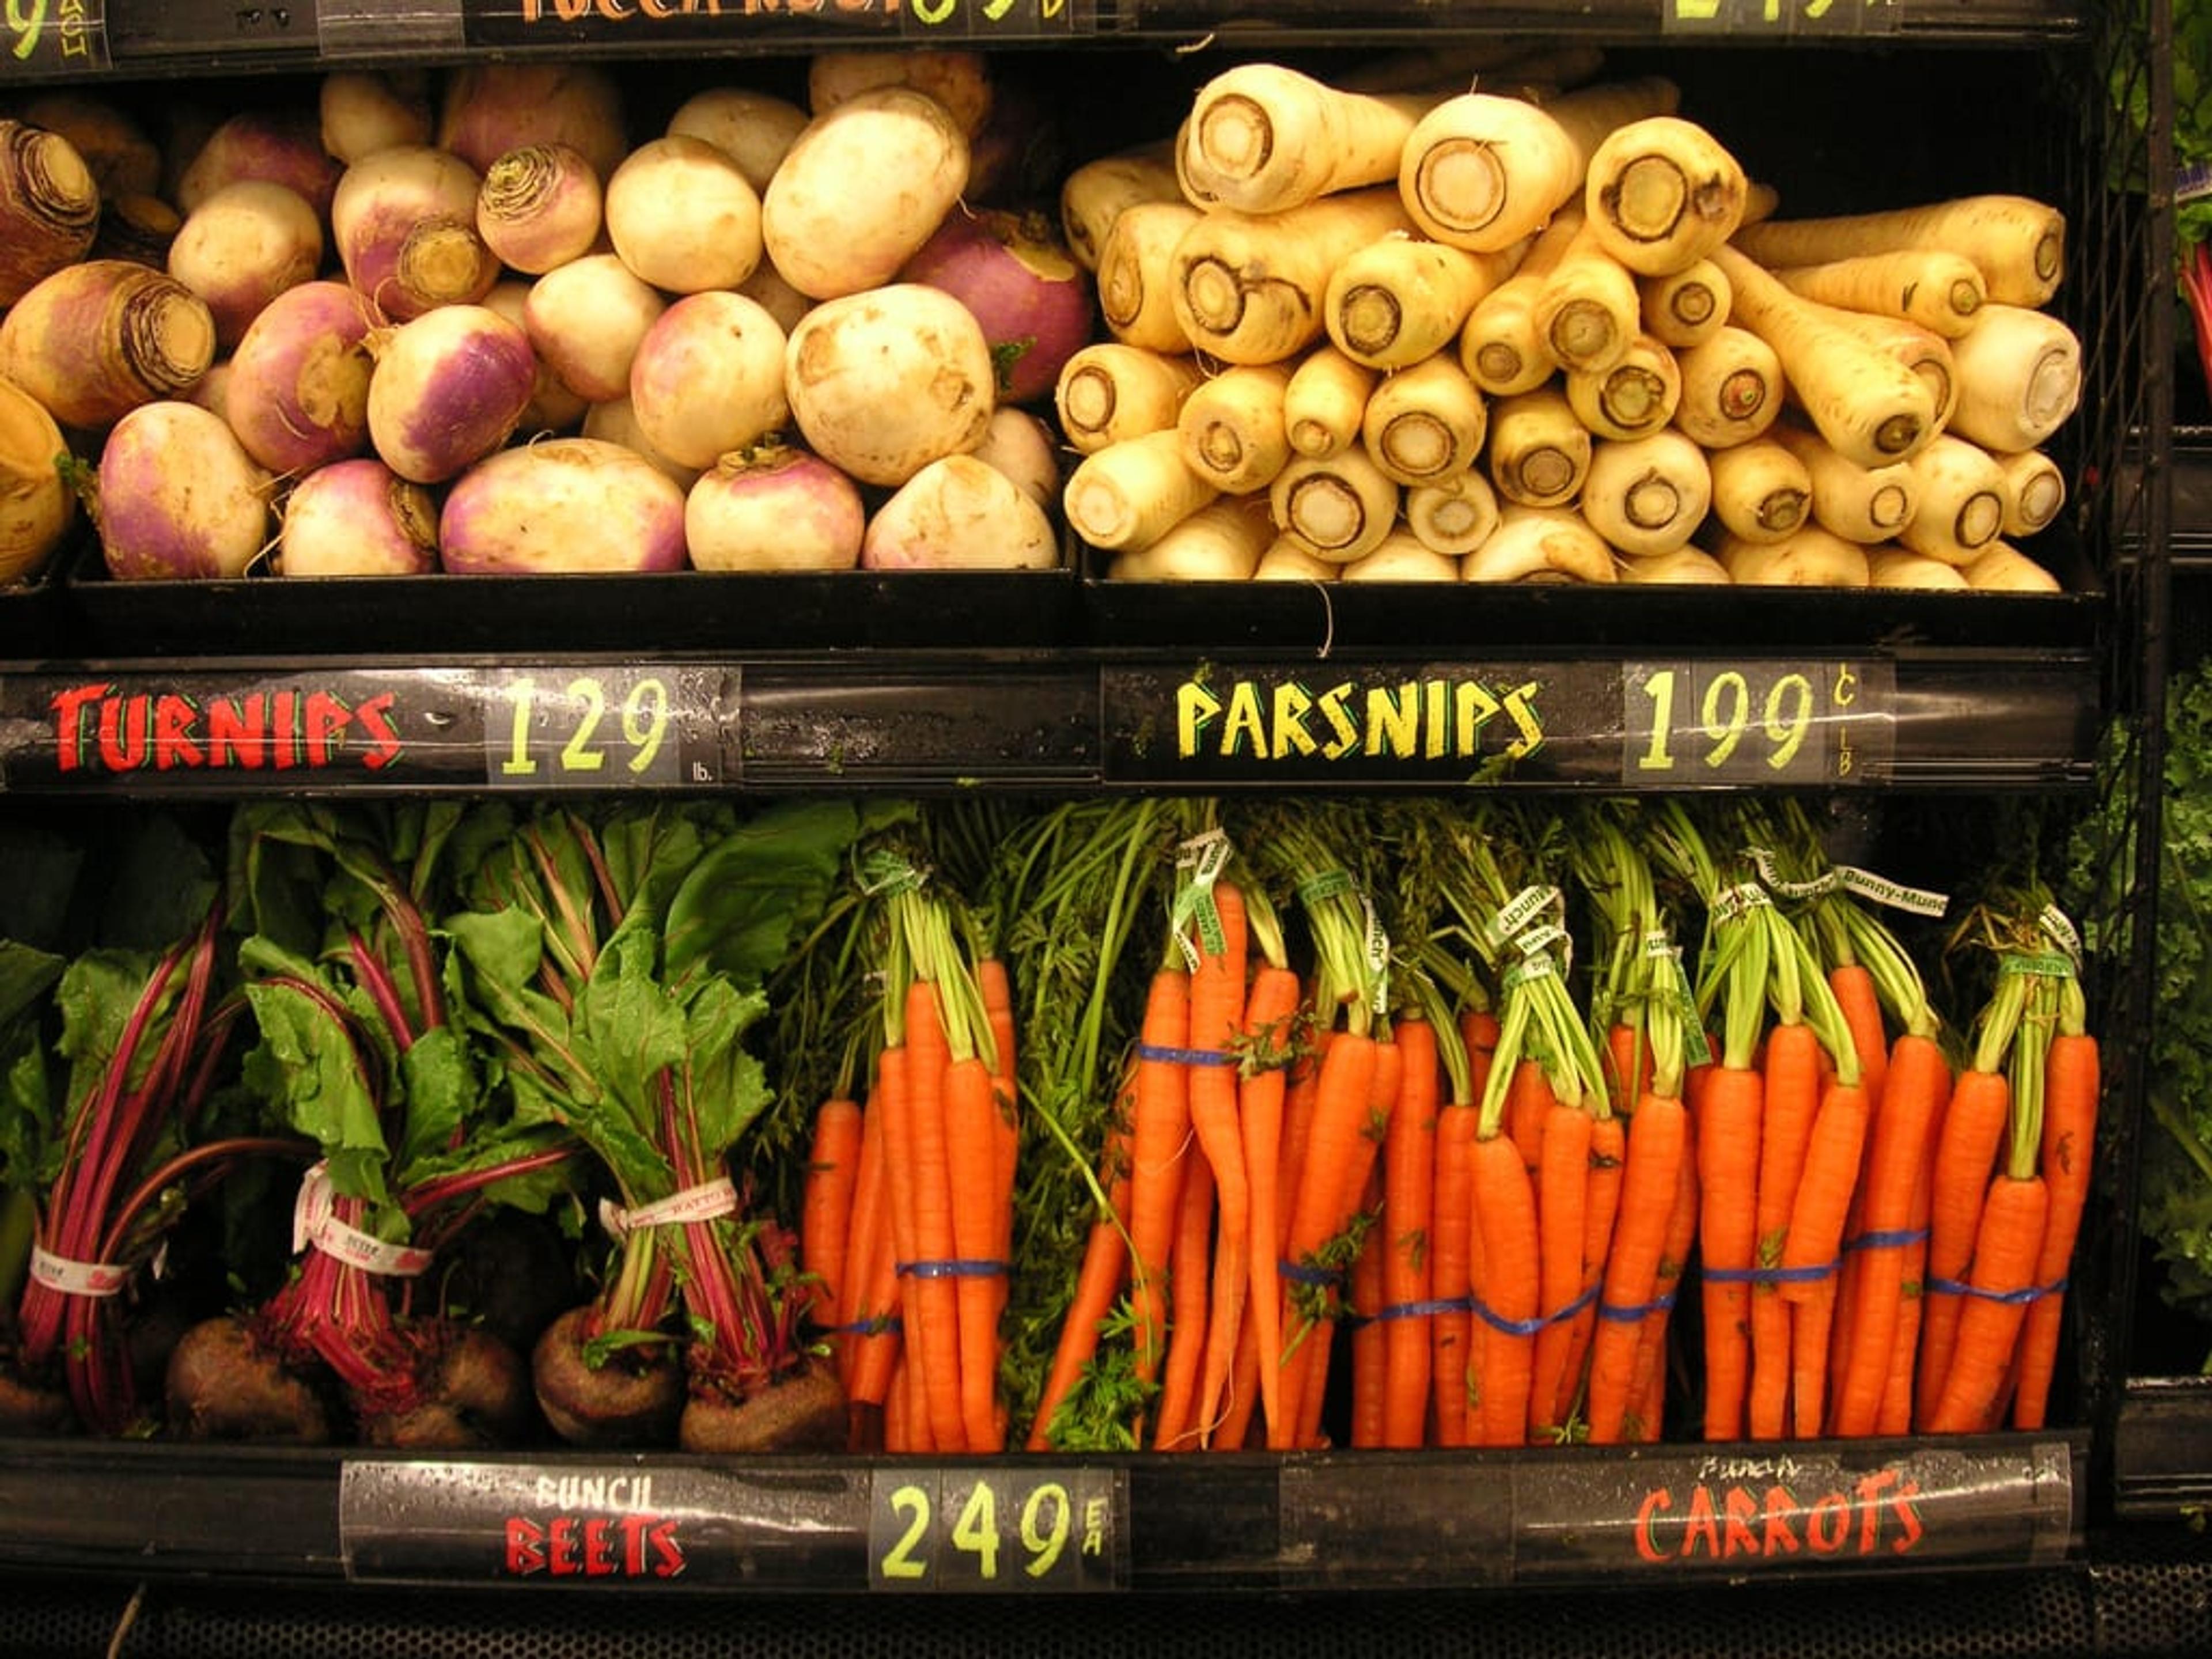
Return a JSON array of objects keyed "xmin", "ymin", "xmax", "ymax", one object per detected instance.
[
  {"xmin": 1819, "ymin": 306, "xmax": 1959, "ymax": 435},
  {"xmin": 1638, "ymin": 257, "xmax": 1731, "ymax": 350},
  {"xmin": 1961, "ymin": 539, "xmax": 2063, "ymax": 593},
  {"xmin": 1716, "ymin": 524, "xmax": 1872, "ymax": 588},
  {"xmin": 1270, "ymin": 446, "xmax": 1400, "ymax": 563},
  {"xmin": 1729, "ymin": 193, "xmax": 2066, "ymax": 308},
  {"xmin": 1580, "ymin": 430, "xmax": 1710, "ymax": 557},
  {"xmin": 1177, "ymin": 363, "xmax": 1294, "ymax": 495},
  {"xmin": 1181, "ymin": 64, "xmax": 1434, "ymax": 214},
  {"xmin": 1253, "ymin": 535, "xmax": 1342, "ymax": 581},
  {"xmin": 1533, "ymin": 212, "xmax": 1641, "ymax": 374},
  {"xmin": 1461, "ymin": 502, "xmax": 1617, "ymax": 584},
  {"xmin": 1060, "ymin": 142, "xmax": 1183, "ymax": 271},
  {"xmin": 1064, "ymin": 427, "xmax": 1219, "ymax": 552},
  {"xmin": 1055, "ymin": 343, "xmax": 1206, "ymax": 454},
  {"xmin": 1866, "ymin": 546, "xmax": 1971, "ymax": 590},
  {"xmin": 1403, "ymin": 466, "xmax": 1503, "ymax": 557},
  {"xmin": 1458, "ymin": 206, "xmax": 1585, "ymax": 396},
  {"xmin": 1361, "ymin": 352, "xmax": 1489, "ymax": 487},
  {"xmin": 1770, "ymin": 248, "xmax": 1987, "ymax": 338},
  {"xmin": 1342, "ymin": 527, "xmax": 1461, "ymax": 582},
  {"xmin": 1945, "ymin": 302, "xmax": 2082, "ymax": 452},
  {"xmin": 1767, "ymin": 419, "xmax": 1919, "ymax": 544},
  {"xmin": 1326, "ymin": 233, "xmax": 1524, "ymax": 370},
  {"xmin": 1095, "ymin": 199, "xmax": 1202, "ymax": 353},
  {"xmin": 1171, "ymin": 186, "xmax": 1416, "ymax": 365},
  {"xmin": 1707, "ymin": 438, "xmax": 1813, "ymax": 544},
  {"xmin": 1672, "ymin": 324, "xmax": 1785, "ymax": 450},
  {"xmin": 1582, "ymin": 115, "xmax": 1747, "ymax": 276},
  {"xmin": 1486, "ymin": 384, "xmax": 1592, "ymax": 508},
  {"xmin": 1283, "ymin": 345, "xmax": 1378, "ymax": 460},
  {"xmin": 1993, "ymin": 447, "xmax": 2066, "ymax": 538},
  {"xmin": 1899, "ymin": 431, "xmax": 2008, "ymax": 565},
  {"xmin": 1105, "ymin": 493, "xmax": 1275, "ymax": 581},
  {"xmin": 1616, "ymin": 544, "xmax": 1732, "ymax": 585},
  {"xmin": 1563, "ymin": 331, "xmax": 1681, "ymax": 441}
]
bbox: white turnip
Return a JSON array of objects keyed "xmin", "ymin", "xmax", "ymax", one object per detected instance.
[
  {"xmin": 862, "ymin": 453, "xmax": 1058, "ymax": 570},
  {"xmin": 665, "ymin": 86, "xmax": 808, "ymax": 194},
  {"xmin": 808, "ymin": 48, "xmax": 993, "ymax": 139},
  {"xmin": 97, "ymin": 400, "xmax": 273, "ymax": 581},
  {"xmin": 366, "ymin": 304, "xmax": 536, "ymax": 484},
  {"xmin": 628, "ymin": 290, "xmax": 788, "ymax": 472},
  {"xmin": 898, "ymin": 206, "xmax": 1094, "ymax": 407},
  {"xmin": 762, "ymin": 88, "xmax": 971, "ymax": 300},
  {"xmin": 318, "ymin": 69, "xmax": 433, "ymax": 165},
  {"xmin": 166, "ymin": 179, "xmax": 324, "ymax": 350},
  {"xmin": 604, "ymin": 135, "xmax": 762, "ymax": 295},
  {"xmin": 524, "ymin": 253, "xmax": 665, "ymax": 406},
  {"xmin": 582, "ymin": 397, "xmax": 700, "ymax": 491},
  {"xmin": 278, "ymin": 457, "xmax": 439, "ymax": 576},
  {"xmin": 969, "ymin": 407, "xmax": 1062, "ymax": 509},
  {"xmin": 440, "ymin": 437, "xmax": 687, "ymax": 574},
  {"xmin": 1, "ymin": 376, "xmax": 74, "ymax": 585},
  {"xmin": 224, "ymin": 279, "xmax": 381, "ymax": 474},
  {"xmin": 476, "ymin": 142, "xmax": 603, "ymax": 275},
  {"xmin": 332, "ymin": 145, "xmax": 498, "ymax": 321},
  {"xmin": 786, "ymin": 283, "xmax": 995, "ymax": 487},
  {"xmin": 685, "ymin": 444, "xmax": 865, "ymax": 572}
]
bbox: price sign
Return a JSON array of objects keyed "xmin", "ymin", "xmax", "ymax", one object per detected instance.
[
  {"xmin": 483, "ymin": 666, "xmax": 719, "ymax": 789},
  {"xmin": 1623, "ymin": 660, "xmax": 1893, "ymax": 786},
  {"xmin": 899, "ymin": 0, "xmax": 1084, "ymax": 39},
  {"xmin": 869, "ymin": 1467, "xmax": 1123, "ymax": 1591},
  {"xmin": 5, "ymin": 0, "xmax": 108, "ymax": 75},
  {"xmin": 1664, "ymin": 0, "xmax": 1900, "ymax": 36}
]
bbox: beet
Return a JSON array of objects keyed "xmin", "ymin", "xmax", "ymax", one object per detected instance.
[
  {"xmin": 677, "ymin": 1355, "xmax": 846, "ymax": 1455},
  {"xmin": 532, "ymin": 1305, "xmax": 683, "ymax": 1448},
  {"xmin": 441, "ymin": 1211, "xmax": 578, "ymax": 1360},
  {"xmin": 164, "ymin": 1314, "xmax": 335, "ymax": 1444},
  {"xmin": 0, "ymin": 1366, "xmax": 74, "ymax": 1436},
  {"xmin": 357, "ymin": 1324, "xmax": 533, "ymax": 1449}
]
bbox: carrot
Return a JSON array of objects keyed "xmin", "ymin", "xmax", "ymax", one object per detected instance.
[
  {"xmin": 1236, "ymin": 963, "xmax": 1305, "ymax": 1442},
  {"xmin": 1924, "ymin": 1172, "xmax": 2052, "ymax": 1433},
  {"xmin": 2011, "ymin": 1029, "xmax": 2099, "ymax": 1430},
  {"xmin": 1697, "ymin": 1062, "xmax": 1763, "ymax": 1440},
  {"xmin": 1748, "ymin": 1019, "xmax": 1822, "ymax": 1440},
  {"xmin": 1506, "ymin": 1056, "xmax": 1555, "ymax": 1176},
  {"xmin": 1605, "ymin": 1022, "xmax": 1653, "ymax": 1116},
  {"xmin": 1831, "ymin": 1031, "xmax": 1952, "ymax": 1437},
  {"xmin": 1292, "ymin": 1030, "xmax": 1399, "ymax": 1449},
  {"xmin": 1585, "ymin": 1091, "xmax": 1688, "ymax": 1443},
  {"xmin": 1472, "ymin": 1128, "xmax": 1541, "ymax": 1447},
  {"xmin": 944, "ymin": 1053, "xmax": 1009, "ymax": 1452},
  {"xmin": 1915, "ymin": 1065, "xmax": 2012, "ymax": 1429},
  {"xmin": 1271, "ymin": 1028, "xmax": 1378, "ymax": 1449},
  {"xmin": 1381, "ymin": 1017, "xmax": 1439, "ymax": 1448},
  {"xmin": 1828, "ymin": 963, "xmax": 1891, "ymax": 1116},
  {"xmin": 1025, "ymin": 1150, "xmax": 1132, "ymax": 1451},
  {"xmin": 1625, "ymin": 1093, "xmax": 1700, "ymax": 1444},
  {"xmin": 1556, "ymin": 1109, "xmax": 1627, "ymax": 1425},
  {"xmin": 841, "ymin": 1159, "xmax": 903, "ymax": 1414},
  {"xmin": 801, "ymin": 1098, "xmax": 864, "ymax": 1338},
  {"xmin": 1350, "ymin": 1192, "xmax": 1391, "ymax": 1448},
  {"xmin": 1152, "ymin": 1140, "xmax": 1217, "ymax": 1450},
  {"xmin": 1128, "ymin": 966, "xmax": 1194, "ymax": 1411},
  {"xmin": 1879, "ymin": 1137, "xmax": 1940, "ymax": 1437},
  {"xmin": 836, "ymin": 1090, "xmax": 891, "ymax": 1383},
  {"xmin": 902, "ymin": 980, "xmax": 967, "ymax": 1452},
  {"xmin": 867, "ymin": 1042, "xmax": 920, "ymax": 1420},
  {"xmin": 1780, "ymin": 1078, "xmax": 1872, "ymax": 1300},
  {"xmin": 1429, "ymin": 1098, "xmax": 1480, "ymax": 1446},
  {"xmin": 1186, "ymin": 879, "xmax": 1251, "ymax": 1441},
  {"xmin": 1528, "ymin": 1099, "xmax": 1594, "ymax": 1437}
]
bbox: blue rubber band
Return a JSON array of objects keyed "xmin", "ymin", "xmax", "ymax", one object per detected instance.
[
  {"xmin": 896, "ymin": 1257, "xmax": 1011, "ymax": 1280},
  {"xmin": 1846, "ymin": 1227, "xmax": 1931, "ymax": 1252},
  {"xmin": 1280, "ymin": 1257, "xmax": 1344, "ymax": 1289},
  {"xmin": 1596, "ymin": 1290, "xmax": 1678, "ymax": 1323},
  {"xmin": 1926, "ymin": 1274, "xmax": 2068, "ymax": 1305},
  {"xmin": 1135, "ymin": 1041, "xmax": 1239, "ymax": 1067},
  {"xmin": 834, "ymin": 1313, "xmax": 906, "ymax": 1336},
  {"xmin": 1701, "ymin": 1259, "xmax": 1841, "ymax": 1287},
  {"xmin": 1370, "ymin": 1296, "xmax": 1471, "ymax": 1323},
  {"xmin": 1471, "ymin": 1283, "xmax": 1596, "ymax": 1338}
]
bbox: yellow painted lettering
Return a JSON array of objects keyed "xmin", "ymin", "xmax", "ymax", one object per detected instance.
[
  {"xmin": 1424, "ymin": 680, "xmax": 1448, "ymax": 760},
  {"xmin": 1177, "ymin": 683, "xmax": 1221, "ymax": 760},
  {"xmin": 1454, "ymin": 681, "xmax": 1501, "ymax": 757},
  {"xmin": 1365, "ymin": 684, "xmax": 1419, "ymax": 759},
  {"xmin": 1501, "ymin": 681, "xmax": 1545, "ymax": 759},
  {"xmin": 1318, "ymin": 683, "xmax": 1359, "ymax": 759},
  {"xmin": 1272, "ymin": 682, "xmax": 1317, "ymax": 759},
  {"xmin": 1222, "ymin": 682, "xmax": 1268, "ymax": 758}
]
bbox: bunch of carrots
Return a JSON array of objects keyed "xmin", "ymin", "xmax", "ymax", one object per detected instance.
[
  {"xmin": 787, "ymin": 797, "xmax": 2102, "ymax": 1452},
  {"xmin": 796, "ymin": 845, "xmax": 1020, "ymax": 1453}
]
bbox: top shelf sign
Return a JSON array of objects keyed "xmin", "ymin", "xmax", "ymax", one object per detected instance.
[
  {"xmin": 4, "ymin": 0, "xmax": 110, "ymax": 75},
  {"xmin": 458, "ymin": 0, "xmax": 1088, "ymax": 50},
  {"xmin": 1664, "ymin": 0, "xmax": 1902, "ymax": 35}
]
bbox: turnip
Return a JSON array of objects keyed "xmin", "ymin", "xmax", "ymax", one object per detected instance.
[
  {"xmin": 96, "ymin": 400, "xmax": 274, "ymax": 581},
  {"xmin": 604, "ymin": 135, "xmax": 762, "ymax": 296},
  {"xmin": 524, "ymin": 253, "xmax": 665, "ymax": 406},
  {"xmin": 665, "ymin": 86, "xmax": 808, "ymax": 195},
  {"xmin": 898, "ymin": 206, "xmax": 1094, "ymax": 407},
  {"xmin": 166, "ymin": 179, "xmax": 324, "ymax": 350},
  {"xmin": 0, "ymin": 259, "xmax": 217, "ymax": 431},
  {"xmin": 440, "ymin": 437, "xmax": 687, "ymax": 574},
  {"xmin": 476, "ymin": 142, "xmax": 603, "ymax": 275},
  {"xmin": 763, "ymin": 87, "xmax": 971, "ymax": 300},
  {"xmin": 1, "ymin": 375, "xmax": 74, "ymax": 585},
  {"xmin": 862, "ymin": 453, "xmax": 1059, "ymax": 570},
  {"xmin": 786, "ymin": 283, "xmax": 995, "ymax": 487},
  {"xmin": 483, "ymin": 279, "xmax": 588, "ymax": 437},
  {"xmin": 0, "ymin": 116, "xmax": 101, "ymax": 306},
  {"xmin": 175, "ymin": 107, "xmax": 342, "ymax": 219},
  {"xmin": 224, "ymin": 279, "xmax": 380, "ymax": 475},
  {"xmin": 92, "ymin": 192, "xmax": 183, "ymax": 268},
  {"xmin": 970, "ymin": 407, "xmax": 1062, "ymax": 509},
  {"xmin": 437, "ymin": 62, "xmax": 628, "ymax": 183},
  {"xmin": 628, "ymin": 290, "xmax": 788, "ymax": 472},
  {"xmin": 808, "ymin": 48, "xmax": 994, "ymax": 139},
  {"xmin": 278, "ymin": 457, "xmax": 438, "ymax": 577},
  {"xmin": 318, "ymin": 69, "xmax": 433, "ymax": 165},
  {"xmin": 736, "ymin": 257, "xmax": 815, "ymax": 334},
  {"xmin": 331, "ymin": 145, "xmax": 498, "ymax": 321},
  {"xmin": 366, "ymin": 304, "xmax": 536, "ymax": 484},
  {"xmin": 582, "ymin": 396, "xmax": 702, "ymax": 491},
  {"xmin": 685, "ymin": 443, "xmax": 865, "ymax": 571},
  {"xmin": 18, "ymin": 91, "xmax": 160, "ymax": 199}
]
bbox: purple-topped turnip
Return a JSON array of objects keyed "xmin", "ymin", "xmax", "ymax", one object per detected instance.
[{"xmin": 899, "ymin": 205, "xmax": 1094, "ymax": 407}]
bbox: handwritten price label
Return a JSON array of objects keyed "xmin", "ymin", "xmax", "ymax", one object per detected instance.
[
  {"xmin": 869, "ymin": 1467, "xmax": 1122, "ymax": 1591},
  {"xmin": 900, "ymin": 0, "xmax": 1081, "ymax": 36},
  {"xmin": 1623, "ymin": 661, "xmax": 1893, "ymax": 785},
  {"xmin": 1665, "ymin": 0, "xmax": 1899, "ymax": 35},
  {"xmin": 5, "ymin": 0, "xmax": 108, "ymax": 74},
  {"xmin": 483, "ymin": 666, "xmax": 719, "ymax": 789}
]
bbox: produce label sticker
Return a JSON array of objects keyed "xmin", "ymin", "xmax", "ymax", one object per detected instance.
[
  {"xmin": 340, "ymin": 1459, "xmax": 875, "ymax": 1586},
  {"xmin": 460, "ymin": 0, "xmax": 1089, "ymax": 51},
  {"xmin": 4, "ymin": 0, "xmax": 108, "ymax": 75},
  {"xmin": 1508, "ymin": 1441, "xmax": 2077, "ymax": 1580},
  {"xmin": 1664, "ymin": 0, "xmax": 1900, "ymax": 36},
  {"xmin": 317, "ymin": 0, "xmax": 464, "ymax": 55},
  {"xmin": 1622, "ymin": 660, "xmax": 1895, "ymax": 786},
  {"xmin": 0, "ymin": 666, "xmax": 737, "ymax": 793},
  {"xmin": 868, "ymin": 1465, "xmax": 1125, "ymax": 1591}
]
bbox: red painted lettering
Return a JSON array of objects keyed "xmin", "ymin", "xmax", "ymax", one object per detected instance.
[
  {"xmin": 1761, "ymin": 1485, "xmax": 1802, "ymax": 1556},
  {"xmin": 1888, "ymin": 1479, "xmax": 1925, "ymax": 1555},
  {"xmin": 1721, "ymin": 1486, "xmax": 1761, "ymax": 1557},
  {"xmin": 48, "ymin": 682, "xmax": 110, "ymax": 772},
  {"xmin": 1634, "ymin": 1488, "xmax": 1672, "ymax": 1563},
  {"xmin": 97, "ymin": 694, "xmax": 149, "ymax": 771},
  {"xmin": 548, "ymin": 1514, "xmax": 579, "ymax": 1574},
  {"xmin": 650, "ymin": 1518, "xmax": 685, "ymax": 1578},
  {"xmin": 505, "ymin": 1517, "xmax": 544, "ymax": 1575},
  {"xmin": 584, "ymin": 1516, "xmax": 616, "ymax": 1575},
  {"xmin": 1854, "ymin": 1468, "xmax": 1899, "ymax": 1554},
  {"xmin": 206, "ymin": 695, "xmax": 268, "ymax": 768},
  {"xmin": 1681, "ymin": 1484, "xmax": 1721, "ymax": 1559},
  {"xmin": 355, "ymin": 692, "xmax": 402, "ymax": 770},
  {"xmin": 1806, "ymin": 1492, "xmax": 1851, "ymax": 1554},
  {"xmin": 154, "ymin": 694, "xmax": 204, "ymax": 769},
  {"xmin": 304, "ymin": 690, "xmax": 351, "ymax": 767},
  {"xmin": 272, "ymin": 691, "xmax": 298, "ymax": 768}
]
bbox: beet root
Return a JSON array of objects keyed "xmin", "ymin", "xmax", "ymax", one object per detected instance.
[
  {"xmin": 357, "ymin": 1324, "xmax": 533, "ymax": 1449},
  {"xmin": 164, "ymin": 1314, "xmax": 335, "ymax": 1444},
  {"xmin": 531, "ymin": 1305, "xmax": 683, "ymax": 1448},
  {"xmin": 0, "ymin": 1365, "xmax": 74, "ymax": 1437},
  {"xmin": 677, "ymin": 1355, "xmax": 846, "ymax": 1454}
]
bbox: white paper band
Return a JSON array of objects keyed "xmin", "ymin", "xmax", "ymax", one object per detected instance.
[
  {"xmin": 599, "ymin": 1176, "xmax": 740, "ymax": 1241},
  {"xmin": 29, "ymin": 1244, "xmax": 128, "ymax": 1298},
  {"xmin": 292, "ymin": 1162, "xmax": 433, "ymax": 1278}
]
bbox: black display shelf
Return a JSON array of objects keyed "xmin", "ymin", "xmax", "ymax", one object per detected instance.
[
  {"xmin": 0, "ymin": 1433, "xmax": 2087, "ymax": 1592},
  {"xmin": 2112, "ymin": 1376, "xmax": 2212, "ymax": 1524}
]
